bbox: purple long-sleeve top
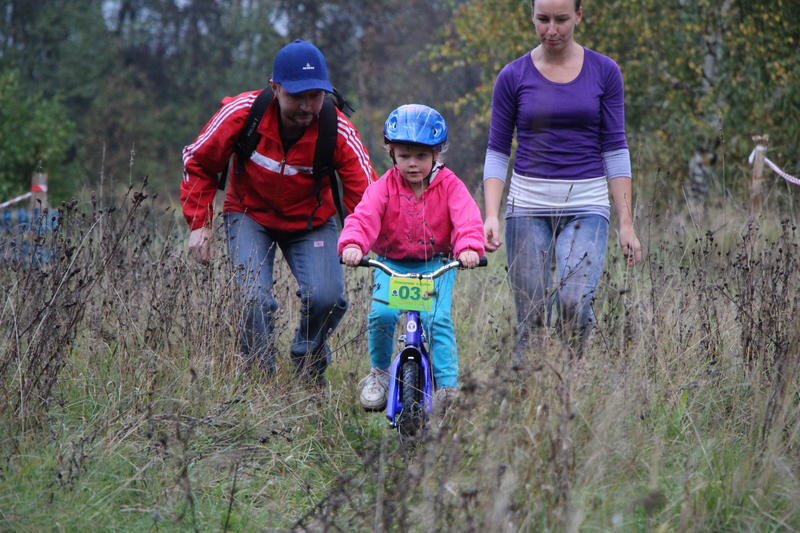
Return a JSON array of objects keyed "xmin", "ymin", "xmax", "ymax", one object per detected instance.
[{"xmin": 488, "ymin": 48, "xmax": 628, "ymax": 181}]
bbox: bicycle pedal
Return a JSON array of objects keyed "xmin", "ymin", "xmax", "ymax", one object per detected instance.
[{"xmin": 397, "ymin": 335, "xmax": 406, "ymax": 343}]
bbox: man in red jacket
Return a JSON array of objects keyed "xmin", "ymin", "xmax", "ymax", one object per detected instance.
[{"xmin": 181, "ymin": 40, "xmax": 376, "ymax": 383}]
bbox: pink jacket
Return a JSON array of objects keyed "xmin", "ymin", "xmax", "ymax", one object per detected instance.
[{"xmin": 337, "ymin": 166, "xmax": 485, "ymax": 261}]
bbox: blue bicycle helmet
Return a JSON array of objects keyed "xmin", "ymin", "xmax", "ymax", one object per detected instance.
[{"xmin": 383, "ymin": 104, "xmax": 448, "ymax": 151}]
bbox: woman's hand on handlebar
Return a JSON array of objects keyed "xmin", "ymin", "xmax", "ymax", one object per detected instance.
[
  {"xmin": 458, "ymin": 249, "xmax": 480, "ymax": 268},
  {"xmin": 341, "ymin": 246, "xmax": 364, "ymax": 266}
]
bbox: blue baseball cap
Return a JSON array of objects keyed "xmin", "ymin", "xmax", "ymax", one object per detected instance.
[{"xmin": 271, "ymin": 40, "xmax": 333, "ymax": 94}]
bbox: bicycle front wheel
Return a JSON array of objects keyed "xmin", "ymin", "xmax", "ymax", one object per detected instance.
[{"xmin": 398, "ymin": 358, "xmax": 424, "ymax": 437}]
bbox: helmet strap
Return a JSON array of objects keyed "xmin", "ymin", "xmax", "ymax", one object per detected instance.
[
  {"xmin": 425, "ymin": 158, "xmax": 437, "ymax": 181},
  {"xmin": 427, "ymin": 160, "xmax": 443, "ymax": 181}
]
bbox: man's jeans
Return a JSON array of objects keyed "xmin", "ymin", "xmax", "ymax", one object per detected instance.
[
  {"xmin": 224, "ymin": 213, "xmax": 348, "ymax": 378},
  {"xmin": 505, "ymin": 214, "xmax": 608, "ymax": 358}
]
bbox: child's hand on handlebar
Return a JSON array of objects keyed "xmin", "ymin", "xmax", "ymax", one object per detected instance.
[
  {"xmin": 341, "ymin": 246, "xmax": 364, "ymax": 266},
  {"xmin": 458, "ymin": 250, "xmax": 480, "ymax": 268}
]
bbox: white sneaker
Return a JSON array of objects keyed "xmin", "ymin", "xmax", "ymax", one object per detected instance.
[{"xmin": 358, "ymin": 367, "xmax": 390, "ymax": 410}]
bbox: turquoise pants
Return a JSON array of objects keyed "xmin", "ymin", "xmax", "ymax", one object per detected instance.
[{"xmin": 368, "ymin": 257, "xmax": 458, "ymax": 388}]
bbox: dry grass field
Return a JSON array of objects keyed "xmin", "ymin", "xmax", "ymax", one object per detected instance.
[{"xmin": 1, "ymin": 183, "xmax": 798, "ymax": 531}]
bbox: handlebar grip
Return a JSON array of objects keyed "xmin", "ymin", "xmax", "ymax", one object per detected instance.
[
  {"xmin": 339, "ymin": 255, "xmax": 372, "ymax": 267},
  {"xmin": 457, "ymin": 256, "xmax": 488, "ymax": 268}
]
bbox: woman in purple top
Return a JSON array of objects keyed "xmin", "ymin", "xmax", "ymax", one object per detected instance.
[{"xmin": 483, "ymin": 0, "xmax": 642, "ymax": 365}]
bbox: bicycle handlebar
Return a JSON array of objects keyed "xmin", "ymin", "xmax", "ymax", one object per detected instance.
[{"xmin": 349, "ymin": 256, "xmax": 487, "ymax": 280}]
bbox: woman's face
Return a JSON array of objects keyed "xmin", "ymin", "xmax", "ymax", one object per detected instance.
[{"xmin": 532, "ymin": 0, "xmax": 582, "ymax": 51}]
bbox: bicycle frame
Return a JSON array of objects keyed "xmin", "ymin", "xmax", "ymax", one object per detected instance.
[
  {"xmin": 385, "ymin": 311, "xmax": 434, "ymax": 427},
  {"xmin": 354, "ymin": 257, "xmax": 486, "ymax": 431}
]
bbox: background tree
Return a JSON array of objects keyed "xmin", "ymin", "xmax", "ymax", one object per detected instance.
[
  {"xmin": 429, "ymin": 0, "xmax": 800, "ymax": 210},
  {"xmin": 0, "ymin": 70, "xmax": 74, "ymax": 200},
  {"xmin": 591, "ymin": 0, "xmax": 800, "ymax": 208},
  {"xmin": 274, "ymin": 0, "xmax": 484, "ymax": 183},
  {"xmin": 1, "ymin": 0, "xmax": 797, "ymax": 209},
  {"xmin": 0, "ymin": 0, "xmax": 283, "ymax": 199},
  {"xmin": 87, "ymin": 0, "xmax": 284, "ymax": 195},
  {"xmin": 0, "ymin": 0, "xmax": 107, "ymax": 198}
]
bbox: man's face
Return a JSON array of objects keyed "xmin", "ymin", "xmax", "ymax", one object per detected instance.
[{"xmin": 271, "ymin": 82, "xmax": 325, "ymax": 129}]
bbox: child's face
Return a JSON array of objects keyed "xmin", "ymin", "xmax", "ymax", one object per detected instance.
[{"xmin": 392, "ymin": 144, "xmax": 435, "ymax": 187}]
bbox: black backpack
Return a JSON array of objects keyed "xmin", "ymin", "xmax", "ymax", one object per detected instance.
[{"xmin": 218, "ymin": 87, "xmax": 353, "ymax": 229}]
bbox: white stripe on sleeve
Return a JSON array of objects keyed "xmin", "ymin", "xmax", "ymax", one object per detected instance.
[
  {"xmin": 337, "ymin": 119, "xmax": 374, "ymax": 181},
  {"xmin": 182, "ymin": 94, "xmax": 256, "ymax": 165}
]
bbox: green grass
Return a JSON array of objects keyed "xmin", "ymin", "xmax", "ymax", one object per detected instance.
[{"xmin": 1, "ymin": 190, "xmax": 799, "ymax": 531}]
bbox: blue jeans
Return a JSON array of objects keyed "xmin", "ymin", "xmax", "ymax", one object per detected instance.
[
  {"xmin": 367, "ymin": 258, "xmax": 458, "ymax": 388},
  {"xmin": 505, "ymin": 214, "xmax": 608, "ymax": 357},
  {"xmin": 224, "ymin": 212, "xmax": 348, "ymax": 378}
]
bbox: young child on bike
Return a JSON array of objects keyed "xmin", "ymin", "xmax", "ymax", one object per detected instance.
[{"xmin": 338, "ymin": 104, "xmax": 485, "ymax": 411}]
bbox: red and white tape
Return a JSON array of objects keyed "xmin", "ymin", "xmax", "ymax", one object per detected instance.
[
  {"xmin": 0, "ymin": 184, "xmax": 48, "ymax": 209},
  {"xmin": 0, "ymin": 192, "xmax": 33, "ymax": 209},
  {"xmin": 749, "ymin": 148, "xmax": 800, "ymax": 186}
]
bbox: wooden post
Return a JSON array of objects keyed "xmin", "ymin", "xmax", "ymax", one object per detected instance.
[
  {"xmin": 30, "ymin": 172, "xmax": 48, "ymax": 210},
  {"xmin": 750, "ymin": 135, "xmax": 769, "ymax": 216}
]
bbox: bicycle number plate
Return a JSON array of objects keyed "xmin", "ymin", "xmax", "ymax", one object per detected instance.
[{"xmin": 388, "ymin": 278, "xmax": 434, "ymax": 311}]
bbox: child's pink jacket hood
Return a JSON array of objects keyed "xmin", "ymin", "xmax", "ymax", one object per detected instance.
[{"xmin": 337, "ymin": 166, "xmax": 485, "ymax": 260}]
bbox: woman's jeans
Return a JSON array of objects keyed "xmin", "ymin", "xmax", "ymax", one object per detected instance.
[
  {"xmin": 367, "ymin": 258, "xmax": 458, "ymax": 388},
  {"xmin": 505, "ymin": 214, "xmax": 608, "ymax": 358},
  {"xmin": 224, "ymin": 212, "xmax": 348, "ymax": 379}
]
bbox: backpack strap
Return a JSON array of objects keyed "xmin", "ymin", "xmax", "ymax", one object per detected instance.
[
  {"xmin": 308, "ymin": 96, "xmax": 347, "ymax": 229},
  {"xmin": 330, "ymin": 88, "xmax": 355, "ymax": 117},
  {"xmin": 217, "ymin": 88, "xmax": 274, "ymax": 191},
  {"xmin": 218, "ymin": 87, "xmax": 350, "ymax": 230}
]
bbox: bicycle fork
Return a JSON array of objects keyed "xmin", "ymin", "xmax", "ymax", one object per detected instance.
[{"xmin": 385, "ymin": 311, "xmax": 435, "ymax": 428}]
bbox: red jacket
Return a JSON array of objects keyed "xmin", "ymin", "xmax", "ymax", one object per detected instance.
[
  {"xmin": 337, "ymin": 166, "xmax": 486, "ymax": 261},
  {"xmin": 181, "ymin": 90, "xmax": 376, "ymax": 231}
]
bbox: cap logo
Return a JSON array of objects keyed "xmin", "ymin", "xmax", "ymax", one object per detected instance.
[{"xmin": 302, "ymin": 62, "xmax": 315, "ymax": 71}]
